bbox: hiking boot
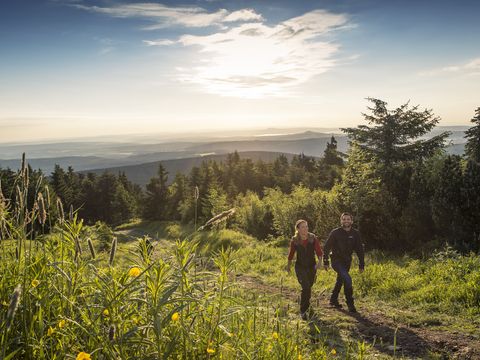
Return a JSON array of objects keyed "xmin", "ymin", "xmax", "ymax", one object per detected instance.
[
  {"xmin": 347, "ymin": 304, "xmax": 357, "ymax": 313},
  {"xmin": 329, "ymin": 300, "xmax": 342, "ymax": 308}
]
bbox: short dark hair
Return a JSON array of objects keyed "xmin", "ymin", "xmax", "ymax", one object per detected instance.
[{"xmin": 340, "ymin": 212, "xmax": 353, "ymax": 220}]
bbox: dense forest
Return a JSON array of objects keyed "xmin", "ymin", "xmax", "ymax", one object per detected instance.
[{"xmin": 1, "ymin": 99, "xmax": 479, "ymax": 253}]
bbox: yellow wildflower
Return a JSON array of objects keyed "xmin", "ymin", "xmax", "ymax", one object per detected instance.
[
  {"xmin": 103, "ymin": 309, "xmax": 109, "ymax": 317},
  {"xmin": 272, "ymin": 331, "xmax": 279, "ymax": 340},
  {"xmin": 58, "ymin": 319, "xmax": 66, "ymax": 329},
  {"xmin": 207, "ymin": 347, "xmax": 215, "ymax": 355},
  {"xmin": 128, "ymin": 267, "xmax": 141, "ymax": 277},
  {"xmin": 331, "ymin": 348, "xmax": 337, "ymax": 355},
  {"xmin": 76, "ymin": 352, "xmax": 91, "ymax": 360},
  {"xmin": 171, "ymin": 312, "xmax": 180, "ymax": 322},
  {"xmin": 298, "ymin": 355, "xmax": 302, "ymax": 360},
  {"xmin": 31, "ymin": 279, "xmax": 40, "ymax": 288},
  {"xmin": 47, "ymin": 326, "xmax": 55, "ymax": 336}
]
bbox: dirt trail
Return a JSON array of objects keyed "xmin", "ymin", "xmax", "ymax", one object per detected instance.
[
  {"xmin": 116, "ymin": 229, "xmax": 480, "ymax": 359},
  {"xmin": 236, "ymin": 274, "xmax": 480, "ymax": 360}
]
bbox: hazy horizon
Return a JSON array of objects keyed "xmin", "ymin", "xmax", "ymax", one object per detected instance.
[{"xmin": 1, "ymin": 0, "xmax": 479, "ymax": 143}]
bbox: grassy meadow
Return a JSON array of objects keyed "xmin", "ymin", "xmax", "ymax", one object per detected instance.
[{"xmin": 1, "ymin": 168, "xmax": 479, "ymax": 360}]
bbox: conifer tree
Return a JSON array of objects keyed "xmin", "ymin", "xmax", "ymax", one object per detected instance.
[
  {"xmin": 342, "ymin": 98, "xmax": 449, "ymax": 184},
  {"xmin": 465, "ymin": 107, "xmax": 480, "ymax": 163},
  {"xmin": 143, "ymin": 164, "xmax": 169, "ymax": 220}
]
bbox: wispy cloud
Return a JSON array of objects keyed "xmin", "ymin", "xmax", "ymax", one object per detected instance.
[
  {"xmin": 76, "ymin": 3, "xmax": 351, "ymax": 98},
  {"xmin": 173, "ymin": 10, "xmax": 350, "ymax": 97},
  {"xmin": 143, "ymin": 39, "xmax": 175, "ymax": 46},
  {"xmin": 420, "ymin": 57, "xmax": 480, "ymax": 77},
  {"xmin": 75, "ymin": 3, "xmax": 262, "ymax": 29}
]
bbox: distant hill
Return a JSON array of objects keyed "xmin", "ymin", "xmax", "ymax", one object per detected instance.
[
  {"xmin": 79, "ymin": 151, "xmax": 301, "ymax": 187},
  {"xmin": 0, "ymin": 127, "xmax": 469, "ymax": 175},
  {"xmin": 184, "ymin": 137, "xmax": 349, "ymax": 156},
  {"xmin": 0, "ymin": 152, "xmax": 197, "ymax": 174}
]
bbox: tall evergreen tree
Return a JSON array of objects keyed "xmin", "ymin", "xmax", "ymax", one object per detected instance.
[
  {"xmin": 323, "ymin": 136, "xmax": 343, "ymax": 166},
  {"xmin": 143, "ymin": 164, "xmax": 169, "ymax": 220},
  {"xmin": 95, "ymin": 172, "xmax": 118, "ymax": 224},
  {"xmin": 464, "ymin": 107, "xmax": 480, "ymax": 163},
  {"xmin": 462, "ymin": 159, "xmax": 480, "ymax": 251},
  {"xmin": 432, "ymin": 155, "xmax": 465, "ymax": 248},
  {"xmin": 168, "ymin": 173, "xmax": 187, "ymax": 220},
  {"xmin": 342, "ymin": 98, "xmax": 449, "ymax": 187}
]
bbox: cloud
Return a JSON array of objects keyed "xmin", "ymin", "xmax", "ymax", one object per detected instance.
[
  {"xmin": 143, "ymin": 39, "xmax": 175, "ymax": 46},
  {"xmin": 172, "ymin": 10, "xmax": 350, "ymax": 97},
  {"xmin": 74, "ymin": 3, "xmax": 262, "ymax": 29},
  {"xmin": 75, "ymin": 3, "xmax": 351, "ymax": 98},
  {"xmin": 420, "ymin": 57, "xmax": 480, "ymax": 76},
  {"xmin": 223, "ymin": 9, "xmax": 263, "ymax": 23}
]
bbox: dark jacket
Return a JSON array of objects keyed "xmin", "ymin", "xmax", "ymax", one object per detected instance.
[
  {"xmin": 323, "ymin": 227, "xmax": 364, "ymax": 269},
  {"xmin": 290, "ymin": 232, "xmax": 320, "ymax": 268}
]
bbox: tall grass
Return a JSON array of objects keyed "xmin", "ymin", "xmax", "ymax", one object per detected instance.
[{"xmin": 1, "ymin": 157, "xmax": 365, "ymax": 359}]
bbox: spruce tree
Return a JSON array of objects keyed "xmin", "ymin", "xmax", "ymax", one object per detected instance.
[
  {"xmin": 342, "ymin": 98, "xmax": 449, "ymax": 182},
  {"xmin": 143, "ymin": 164, "xmax": 169, "ymax": 220},
  {"xmin": 464, "ymin": 107, "xmax": 480, "ymax": 163}
]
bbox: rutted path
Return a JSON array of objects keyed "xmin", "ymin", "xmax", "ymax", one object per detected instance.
[{"xmin": 236, "ymin": 274, "xmax": 480, "ymax": 360}]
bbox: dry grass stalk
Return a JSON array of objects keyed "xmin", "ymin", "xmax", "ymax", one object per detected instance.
[
  {"xmin": 37, "ymin": 192, "xmax": 47, "ymax": 225},
  {"xmin": 198, "ymin": 208, "xmax": 236, "ymax": 231},
  {"xmin": 44, "ymin": 185, "xmax": 51, "ymax": 209},
  {"xmin": 109, "ymin": 237, "xmax": 117, "ymax": 266},
  {"xmin": 87, "ymin": 237, "xmax": 96, "ymax": 260},
  {"xmin": 56, "ymin": 197, "xmax": 65, "ymax": 224},
  {"xmin": 109, "ymin": 324, "xmax": 116, "ymax": 341},
  {"xmin": 6, "ymin": 284, "xmax": 22, "ymax": 330}
]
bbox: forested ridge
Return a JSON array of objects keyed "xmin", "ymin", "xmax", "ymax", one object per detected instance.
[{"xmin": 2, "ymin": 99, "xmax": 479, "ymax": 253}]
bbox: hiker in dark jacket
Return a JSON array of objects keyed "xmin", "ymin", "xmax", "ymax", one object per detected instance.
[
  {"xmin": 323, "ymin": 212, "xmax": 364, "ymax": 313},
  {"xmin": 286, "ymin": 219, "xmax": 323, "ymax": 319}
]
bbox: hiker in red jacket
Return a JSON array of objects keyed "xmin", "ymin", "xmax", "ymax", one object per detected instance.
[{"xmin": 286, "ymin": 219, "xmax": 323, "ymax": 320}]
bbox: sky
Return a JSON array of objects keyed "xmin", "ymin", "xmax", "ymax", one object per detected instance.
[{"xmin": 1, "ymin": 0, "xmax": 479, "ymax": 143}]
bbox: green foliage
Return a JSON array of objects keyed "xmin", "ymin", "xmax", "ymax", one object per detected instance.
[
  {"xmin": 263, "ymin": 185, "xmax": 340, "ymax": 240},
  {"xmin": 357, "ymin": 249, "xmax": 480, "ymax": 316},
  {"xmin": 233, "ymin": 191, "xmax": 272, "ymax": 240},
  {"xmin": 323, "ymin": 136, "xmax": 344, "ymax": 166},
  {"xmin": 143, "ymin": 164, "xmax": 169, "ymax": 221},
  {"xmin": 92, "ymin": 221, "xmax": 114, "ymax": 252},
  {"xmin": 465, "ymin": 106, "xmax": 480, "ymax": 162},
  {"xmin": 342, "ymin": 98, "xmax": 449, "ymax": 173}
]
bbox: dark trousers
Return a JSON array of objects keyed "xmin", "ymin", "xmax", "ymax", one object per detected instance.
[
  {"xmin": 295, "ymin": 265, "xmax": 316, "ymax": 313},
  {"xmin": 331, "ymin": 261, "xmax": 354, "ymax": 305}
]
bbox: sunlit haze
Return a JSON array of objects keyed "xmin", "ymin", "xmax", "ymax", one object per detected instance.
[{"xmin": 1, "ymin": 0, "xmax": 479, "ymax": 143}]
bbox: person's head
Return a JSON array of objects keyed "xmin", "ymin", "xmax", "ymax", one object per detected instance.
[
  {"xmin": 294, "ymin": 219, "xmax": 309, "ymax": 239},
  {"xmin": 340, "ymin": 212, "xmax": 353, "ymax": 229}
]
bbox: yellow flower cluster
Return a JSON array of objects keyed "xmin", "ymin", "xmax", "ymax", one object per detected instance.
[
  {"xmin": 171, "ymin": 312, "xmax": 180, "ymax": 322},
  {"xmin": 31, "ymin": 279, "xmax": 40, "ymax": 288},
  {"xmin": 272, "ymin": 331, "xmax": 279, "ymax": 340},
  {"xmin": 76, "ymin": 352, "xmax": 91, "ymax": 360},
  {"xmin": 128, "ymin": 267, "xmax": 141, "ymax": 277}
]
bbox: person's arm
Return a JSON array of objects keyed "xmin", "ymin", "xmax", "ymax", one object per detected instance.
[
  {"xmin": 354, "ymin": 232, "xmax": 365, "ymax": 271},
  {"xmin": 286, "ymin": 240, "xmax": 296, "ymax": 273},
  {"xmin": 314, "ymin": 236, "xmax": 323, "ymax": 269},
  {"xmin": 323, "ymin": 231, "xmax": 334, "ymax": 270}
]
